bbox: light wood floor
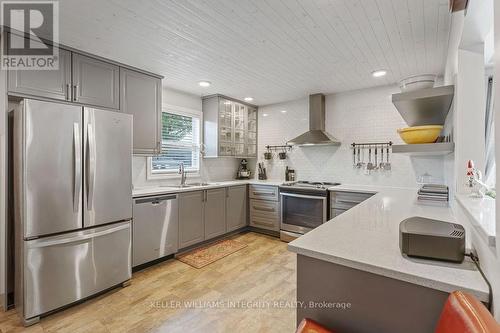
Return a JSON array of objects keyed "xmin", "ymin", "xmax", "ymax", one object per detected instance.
[{"xmin": 0, "ymin": 232, "xmax": 297, "ymax": 333}]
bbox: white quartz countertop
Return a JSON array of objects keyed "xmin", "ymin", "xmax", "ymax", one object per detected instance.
[
  {"xmin": 288, "ymin": 186, "xmax": 490, "ymax": 302},
  {"xmin": 455, "ymin": 194, "xmax": 496, "ymax": 247},
  {"xmin": 132, "ymin": 179, "xmax": 282, "ymax": 198}
]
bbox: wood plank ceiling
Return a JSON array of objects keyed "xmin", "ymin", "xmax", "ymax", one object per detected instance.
[{"xmin": 57, "ymin": 0, "xmax": 451, "ymax": 105}]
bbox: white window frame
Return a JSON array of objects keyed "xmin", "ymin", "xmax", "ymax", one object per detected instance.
[{"xmin": 147, "ymin": 104, "xmax": 203, "ymax": 180}]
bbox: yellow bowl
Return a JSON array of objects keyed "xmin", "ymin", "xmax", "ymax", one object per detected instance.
[{"xmin": 397, "ymin": 125, "xmax": 443, "ymax": 144}]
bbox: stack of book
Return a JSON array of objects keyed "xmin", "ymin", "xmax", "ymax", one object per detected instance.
[{"xmin": 417, "ymin": 184, "xmax": 449, "ymax": 202}]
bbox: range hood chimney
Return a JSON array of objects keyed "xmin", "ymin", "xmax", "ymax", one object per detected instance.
[{"xmin": 287, "ymin": 93, "xmax": 341, "ymax": 146}]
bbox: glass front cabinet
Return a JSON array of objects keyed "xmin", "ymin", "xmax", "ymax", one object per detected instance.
[{"xmin": 202, "ymin": 95, "xmax": 258, "ymax": 158}]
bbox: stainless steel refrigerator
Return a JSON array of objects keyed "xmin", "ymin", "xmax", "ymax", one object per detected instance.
[{"xmin": 13, "ymin": 99, "xmax": 133, "ymax": 325}]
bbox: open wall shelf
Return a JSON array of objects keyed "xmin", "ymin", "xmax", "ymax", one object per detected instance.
[{"xmin": 392, "ymin": 142, "xmax": 455, "ymax": 156}]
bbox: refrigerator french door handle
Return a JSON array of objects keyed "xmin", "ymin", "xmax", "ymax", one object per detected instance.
[
  {"xmin": 87, "ymin": 123, "xmax": 96, "ymax": 210},
  {"xmin": 73, "ymin": 123, "xmax": 81, "ymax": 212},
  {"xmin": 27, "ymin": 223, "xmax": 130, "ymax": 249}
]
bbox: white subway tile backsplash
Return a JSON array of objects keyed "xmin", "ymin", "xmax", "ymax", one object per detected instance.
[{"xmin": 256, "ymin": 85, "xmax": 446, "ymax": 187}]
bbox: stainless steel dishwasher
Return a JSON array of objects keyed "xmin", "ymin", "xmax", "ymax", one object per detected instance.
[{"xmin": 132, "ymin": 194, "xmax": 179, "ymax": 267}]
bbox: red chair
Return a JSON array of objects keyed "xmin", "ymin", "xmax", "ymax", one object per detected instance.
[{"xmin": 296, "ymin": 291, "xmax": 500, "ymax": 333}]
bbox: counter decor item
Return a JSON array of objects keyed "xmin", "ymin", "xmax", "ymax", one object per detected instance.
[
  {"xmin": 285, "ymin": 166, "xmax": 295, "ymax": 181},
  {"xmin": 257, "ymin": 162, "xmax": 267, "ymax": 180},
  {"xmin": 236, "ymin": 159, "xmax": 251, "ymax": 179},
  {"xmin": 399, "ymin": 217, "xmax": 465, "ymax": 263},
  {"xmin": 397, "ymin": 125, "xmax": 443, "ymax": 144},
  {"xmin": 466, "ymin": 160, "xmax": 494, "ymax": 198},
  {"xmin": 417, "ymin": 184, "xmax": 449, "ymax": 202}
]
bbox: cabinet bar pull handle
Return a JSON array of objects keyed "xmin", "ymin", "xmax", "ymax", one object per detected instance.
[
  {"xmin": 252, "ymin": 205, "xmax": 274, "ymax": 212},
  {"xmin": 253, "ymin": 191, "xmax": 274, "ymax": 196},
  {"xmin": 73, "ymin": 85, "xmax": 79, "ymax": 101},
  {"xmin": 66, "ymin": 83, "xmax": 71, "ymax": 100}
]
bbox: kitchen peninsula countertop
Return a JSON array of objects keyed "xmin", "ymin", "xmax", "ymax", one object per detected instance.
[{"xmin": 288, "ymin": 185, "xmax": 489, "ymax": 302}]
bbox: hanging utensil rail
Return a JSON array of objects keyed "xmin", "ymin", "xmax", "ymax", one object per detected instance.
[
  {"xmin": 351, "ymin": 141, "xmax": 393, "ymax": 148},
  {"xmin": 265, "ymin": 145, "xmax": 293, "ymax": 151}
]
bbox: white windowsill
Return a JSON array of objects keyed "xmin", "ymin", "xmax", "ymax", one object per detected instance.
[{"xmin": 455, "ymin": 193, "xmax": 496, "ymax": 247}]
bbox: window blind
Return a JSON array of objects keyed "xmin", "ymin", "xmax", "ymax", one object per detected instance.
[{"xmin": 152, "ymin": 112, "xmax": 200, "ymax": 173}]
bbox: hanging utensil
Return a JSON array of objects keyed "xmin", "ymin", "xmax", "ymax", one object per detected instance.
[
  {"xmin": 380, "ymin": 145, "xmax": 385, "ymax": 169},
  {"xmin": 374, "ymin": 146, "xmax": 378, "ymax": 170},
  {"xmin": 356, "ymin": 146, "xmax": 362, "ymax": 168},
  {"xmin": 367, "ymin": 145, "xmax": 374, "ymax": 170},
  {"xmin": 385, "ymin": 145, "xmax": 391, "ymax": 170},
  {"xmin": 352, "ymin": 145, "xmax": 356, "ymax": 167}
]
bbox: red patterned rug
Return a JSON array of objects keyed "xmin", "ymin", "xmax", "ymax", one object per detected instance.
[{"xmin": 176, "ymin": 239, "xmax": 247, "ymax": 269}]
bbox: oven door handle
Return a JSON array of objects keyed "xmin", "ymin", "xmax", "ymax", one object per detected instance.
[{"xmin": 280, "ymin": 192, "xmax": 327, "ymax": 200}]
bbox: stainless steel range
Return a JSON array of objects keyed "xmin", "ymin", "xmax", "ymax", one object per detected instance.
[{"xmin": 279, "ymin": 181, "xmax": 340, "ymax": 242}]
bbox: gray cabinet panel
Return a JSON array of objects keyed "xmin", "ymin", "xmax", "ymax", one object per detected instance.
[
  {"xmin": 249, "ymin": 185, "xmax": 279, "ymax": 201},
  {"xmin": 8, "ymin": 48, "xmax": 72, "ymax": 101},
  {"xmin": 226, "ymin": 185, "xmax": 247, "ymax": 232},
  {"xmin": 72, "ymin": 54, "xmax": 120, "ymax": 109},
  {"xmin": 249, "ymin": 199, "xmax": 280, "ymax": 231},
  {"xmin": 179, "ymin": 191, "xmax": 204, "ymax": 249},
  {"xmin": 202, "ymin": 95, "xmax": 258, "ymax": 158},
  {"xmin": 120, "ymin": 68, "xmax": 161, "ymax": 155},
  {"xmin": 204, "ymin": 188, "xmax": 226, "ymax": 240}
]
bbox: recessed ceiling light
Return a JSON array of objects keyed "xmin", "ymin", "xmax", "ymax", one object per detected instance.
[
  {"xmin": 262, "ymin": 113, "xmax": 269, "ymax": 117},
  {"xmin": 372, "ymin": 70, "xmax": 387, "ymax": 78},
  {"xmin": 244, "ymin": 97, "xmax": 254, "ymax": 102},
  {"xmin": 198, "ymin": 80, "xmax": 211, "ymax": 87},
  {"xmin": 280, "ymin": 110, "xmax": 287, "ymax": 113}
]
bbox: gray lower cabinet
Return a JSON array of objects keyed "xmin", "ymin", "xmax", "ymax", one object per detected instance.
[
  {"xmin": 249, "ymin": 185, "xmax": 280, "ymax": 232},
  {"xmin": 179, "ymin": 191, "xmax": 205, "ymax": 249},
  {"xmin": 120, "ymin": 68, "xmax": 162, "ymax": 154},
  {"xmin": 204, "ymin": 188, "xmax": 227, "ymax": 240},
  {"xmin": 8, "ymin": 47, "xmax": 72, "ymax": 101},
  {"xmin": 226, "ymin": 185, "xmax": 247, "ymax": 232},
  {"xmin": 72, "ymin": 53, "xmax": 120, "ymax": 109},
  {"xmin": 132, "ymin": 194, "xmax": 178, "ymax": 267}
]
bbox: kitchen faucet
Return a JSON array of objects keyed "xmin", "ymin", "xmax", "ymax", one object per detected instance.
[{"xmin": 179, "ymin": 162, "xmax": 187, "ymax": 187}]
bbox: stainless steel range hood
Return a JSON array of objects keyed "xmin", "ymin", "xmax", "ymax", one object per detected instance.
[{"xmin": 287, "ymin": 94, "xmax": 341, "ymax": 146}]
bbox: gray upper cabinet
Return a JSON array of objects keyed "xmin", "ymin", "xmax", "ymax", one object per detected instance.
[
  {"xmin": 120, "ymin": 68, "xmax": 162, "ymax": 155},
  {"xmin": 179, "ymin": 191, "xmax": 205, "ymax": 249},
  {"xmin": 226, "ymin": 185, "xmax": 247, "ymax": 232},
  {"xmin": 202, "ymin": 95, "xmax": 258, "ymax": 158},
  {"xmin": 204, "ymin": 188, "xmax": 227, "ymax": 240},
  {"xmin": 72, "ymin": 53, "xmax": 120, "ymax": 109},
  {"xmin": 8, "ymin": 48, "xmax": 72, "ymax": 101}
]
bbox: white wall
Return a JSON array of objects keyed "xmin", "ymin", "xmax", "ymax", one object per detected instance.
[
  {"xmin": 443, "ymin": 2, "xmax": 500, "ymax": 319},
  {"xmin": 453, "ymin": 49, "xmax": 486, "ymax": 193},
  {"xmin": 0, "ymin": 54, "xmax": 6, "ymax": 307},
  {"xmin": 257, "ymin": 85, "xmax": 445, "ymax": 187},
  {"xmin": 492, "ymin": 0, "xmax": 500, "ymax": 319},
  {"xmin": 132, "ymin": 88, "xmax": 241, "ymax": 188}
]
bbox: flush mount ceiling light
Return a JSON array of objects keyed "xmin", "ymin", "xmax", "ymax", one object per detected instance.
[
  {"xmin": 262, "ymin": 113, "xmax": 269, "ymax": 117},
  {"xmin": 198, "ymin": 80, "xmax": 211, "ymax": 87},
  {"xmin": 280, "ymin": 110, "xmax": 287, "ymax": 113},
  {"xmin": 372, "ymin": 70, "xmax": 387, "ymax": 78},
  {"xmin": 244, "ymin": 97, "xmax": 254, "ymax": 102}
]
